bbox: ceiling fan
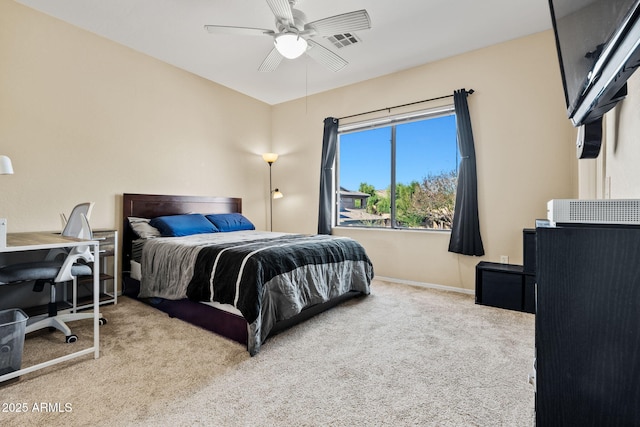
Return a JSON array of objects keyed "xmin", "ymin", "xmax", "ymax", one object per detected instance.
[{"xmin": 204, "ymin": 0, "xmax": 371, "ymax": 72}]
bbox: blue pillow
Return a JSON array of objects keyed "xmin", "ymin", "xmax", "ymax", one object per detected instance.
[
  {"xmin": 149, "ymin": 213, "xmax": 218, "ymax": 237},
  {"xmin": 205, "ymin": 213, "xmax": 255, "ymax": 232}
]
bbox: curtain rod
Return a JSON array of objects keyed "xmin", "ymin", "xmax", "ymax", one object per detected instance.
[{"xmin": 338, "ymin": 89, "xmax": 474, "ymax": 121}]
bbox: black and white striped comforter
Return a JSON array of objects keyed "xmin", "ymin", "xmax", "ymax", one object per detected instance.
[{"xmin": 138, "ymin": 231, "xmax": 373, "ymax": 355}]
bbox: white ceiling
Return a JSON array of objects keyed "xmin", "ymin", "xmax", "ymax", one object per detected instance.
[{"xmin": 15, "ymin": 0, "xmax": 553, "ymax": 105}]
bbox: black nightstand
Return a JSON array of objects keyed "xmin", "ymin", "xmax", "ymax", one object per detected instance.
[
  {"xmin": 475, "ymin": 262, "xmax": 528, "ymax": 311},
  {"xmin": 475, "ymin": 229, "xmax": 536, "ymax": 313}
]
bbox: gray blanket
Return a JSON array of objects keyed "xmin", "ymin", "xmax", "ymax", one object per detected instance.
[{"xmin": 139, "ymin": 231, "xmax": 373, "ymax": 355}]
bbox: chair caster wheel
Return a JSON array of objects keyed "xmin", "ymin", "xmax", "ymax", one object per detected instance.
[
  {"xmin": 99, "ymin": 317, "xmax": 107, "ymax": 325},
  {"xmin": 65, "ymin": 335, "xmax": 78, "ymax": 343}
]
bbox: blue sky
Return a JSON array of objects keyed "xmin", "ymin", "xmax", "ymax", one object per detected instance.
[{"xmin": 338, "ymin": 114, "xmax": 458, "ymax": 191}]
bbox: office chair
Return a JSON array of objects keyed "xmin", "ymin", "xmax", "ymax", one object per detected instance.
[
  {"xmin": 60, "ymin": 202, "xmax": 94, "ymax": 240},
  {"xmin": 45, "ymin": 202, "xmax": 94, "ymax": 262},
  {"xmin": 0, "ymin": 203, "xmax": 105, "ymax": 343}
]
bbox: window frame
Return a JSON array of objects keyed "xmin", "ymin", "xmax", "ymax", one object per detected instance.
[{"xmin": 334, "ymin": 104, "xmax": 457, "ymax": 231}]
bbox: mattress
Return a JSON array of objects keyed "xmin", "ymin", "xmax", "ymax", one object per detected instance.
[{"xmin": 130, "ymin": 259, "xmax": 243, "ymax": 317}]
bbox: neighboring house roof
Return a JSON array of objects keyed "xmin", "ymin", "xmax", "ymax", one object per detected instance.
[{"xmin": 340, "ymin": 187, "xmax": 370, "ymax": 198}]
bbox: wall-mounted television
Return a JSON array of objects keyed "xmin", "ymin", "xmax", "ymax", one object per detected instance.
[{"xmin": 549, "ymin": 0, "xmax": 640, "ymax": 151}]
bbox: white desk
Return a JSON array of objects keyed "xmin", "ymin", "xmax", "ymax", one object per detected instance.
[{"xmin": 0, "ymin": 232, "xmax": 100, "ymax": 382}]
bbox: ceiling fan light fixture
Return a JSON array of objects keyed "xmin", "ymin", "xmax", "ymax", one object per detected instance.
[{"xmin": 274, "ymin": 33, "xmax": 308, "ymax": 59}]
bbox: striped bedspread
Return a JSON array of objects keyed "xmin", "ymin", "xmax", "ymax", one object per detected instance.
[{"xmin": 138, "ymin": 231, "xmax": 373, "ymax": 355}]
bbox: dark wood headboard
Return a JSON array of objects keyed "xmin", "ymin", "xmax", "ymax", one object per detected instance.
[{"xmin": 121, "ymin": 193, "xmax": 242, "ymax": 276}]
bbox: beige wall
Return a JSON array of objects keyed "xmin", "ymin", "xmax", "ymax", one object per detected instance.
[
  {"xmin": 2, "ymin": 1, "xmax": 580, "ymax": 292},
  {"xmin": 271, "ymin": 31, "xmax": 577, "ymax": 291},
  {"xmin": 595, "ymin": 71, "xmax": 640, "ymax": 199},
  {"xmin": 0, "ymin": 0, "xmax": 272, "ymax": 234}
]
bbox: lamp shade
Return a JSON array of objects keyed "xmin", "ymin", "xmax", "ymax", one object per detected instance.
[
  {"xmin": 274, "ymin": 33, "xmax": 308, "ymax": 59},
  {"xmin": 0, "ymin": 155, "xmax": 14, "ymax": 175},
  {"xmin": 273, "ymin": 189, "xmax": 284, "ymax": 199},
  {"xmin": 262, "ymin": 152, "xmax": 279, "ymax": 164}
]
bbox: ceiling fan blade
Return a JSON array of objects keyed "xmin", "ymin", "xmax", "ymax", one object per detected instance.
[
  {"xmin": 306, "ymin": 39, "xmax": 347, "ymax": 72},
  {"xmin": 258, "ymin": 47, "xmax": 284, "ymax": 72},
  {"xmin": 204, "ymin": 25, "xmax": 275, "ymax": 37},
  {"xmin": 305, "ymin": 10, "xmax": 371, "ymax": 36},
  {"xmin": 266, "ymin": 0, "xmax": 295, "ymax": 28}
]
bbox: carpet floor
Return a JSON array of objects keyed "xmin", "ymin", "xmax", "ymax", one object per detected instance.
[{"xmin": 0, "ymin": 279, "xmax": 536, "ymax": 426}]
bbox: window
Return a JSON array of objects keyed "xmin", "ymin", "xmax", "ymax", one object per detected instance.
[{"xmin": 336, "ymin": 106, "xmax": 458, "ymax": 230}]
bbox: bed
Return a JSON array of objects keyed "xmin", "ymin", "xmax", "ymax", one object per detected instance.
[{"xmin": 121, "ymin": 193, "xmax": 373, "ymax": 355}]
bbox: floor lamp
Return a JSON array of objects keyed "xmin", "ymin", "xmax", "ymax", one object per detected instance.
[{"xmin": 262, "ymin": 153, "xmax": 283, "ymax": 231}]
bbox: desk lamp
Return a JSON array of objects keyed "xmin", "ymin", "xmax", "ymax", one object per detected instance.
[{"xmin": 0, "ymin": 155, "xmax": 13, "ymax": 248}]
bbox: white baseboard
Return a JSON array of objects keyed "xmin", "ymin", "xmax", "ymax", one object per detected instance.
[{"xmin": 374, "ymin": 276, "xmax": 475, "ymax": 295}]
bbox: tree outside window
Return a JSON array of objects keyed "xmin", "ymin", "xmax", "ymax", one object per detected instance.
[{"xmin": 337, "ymin": 110, "xmax": 458, "ymax": 230}]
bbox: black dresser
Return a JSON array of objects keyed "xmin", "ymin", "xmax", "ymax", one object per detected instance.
[{"xmin": 535, "ymin": 226, "xmax": 640, "ymax": 425}]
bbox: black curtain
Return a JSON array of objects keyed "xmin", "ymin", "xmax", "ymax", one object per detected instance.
[
  {"xmin": 448, "ymin": 89, "xmax": 484, "ymax": 256},
  {"xmin": 318, "ymin": 117, "xmax": 339, "ymax": 234}
]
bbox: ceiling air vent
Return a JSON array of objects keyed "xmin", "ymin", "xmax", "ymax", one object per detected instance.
[{"xmin": 327, "ymin": 33, "xmax": 361, "ymax": 49}]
